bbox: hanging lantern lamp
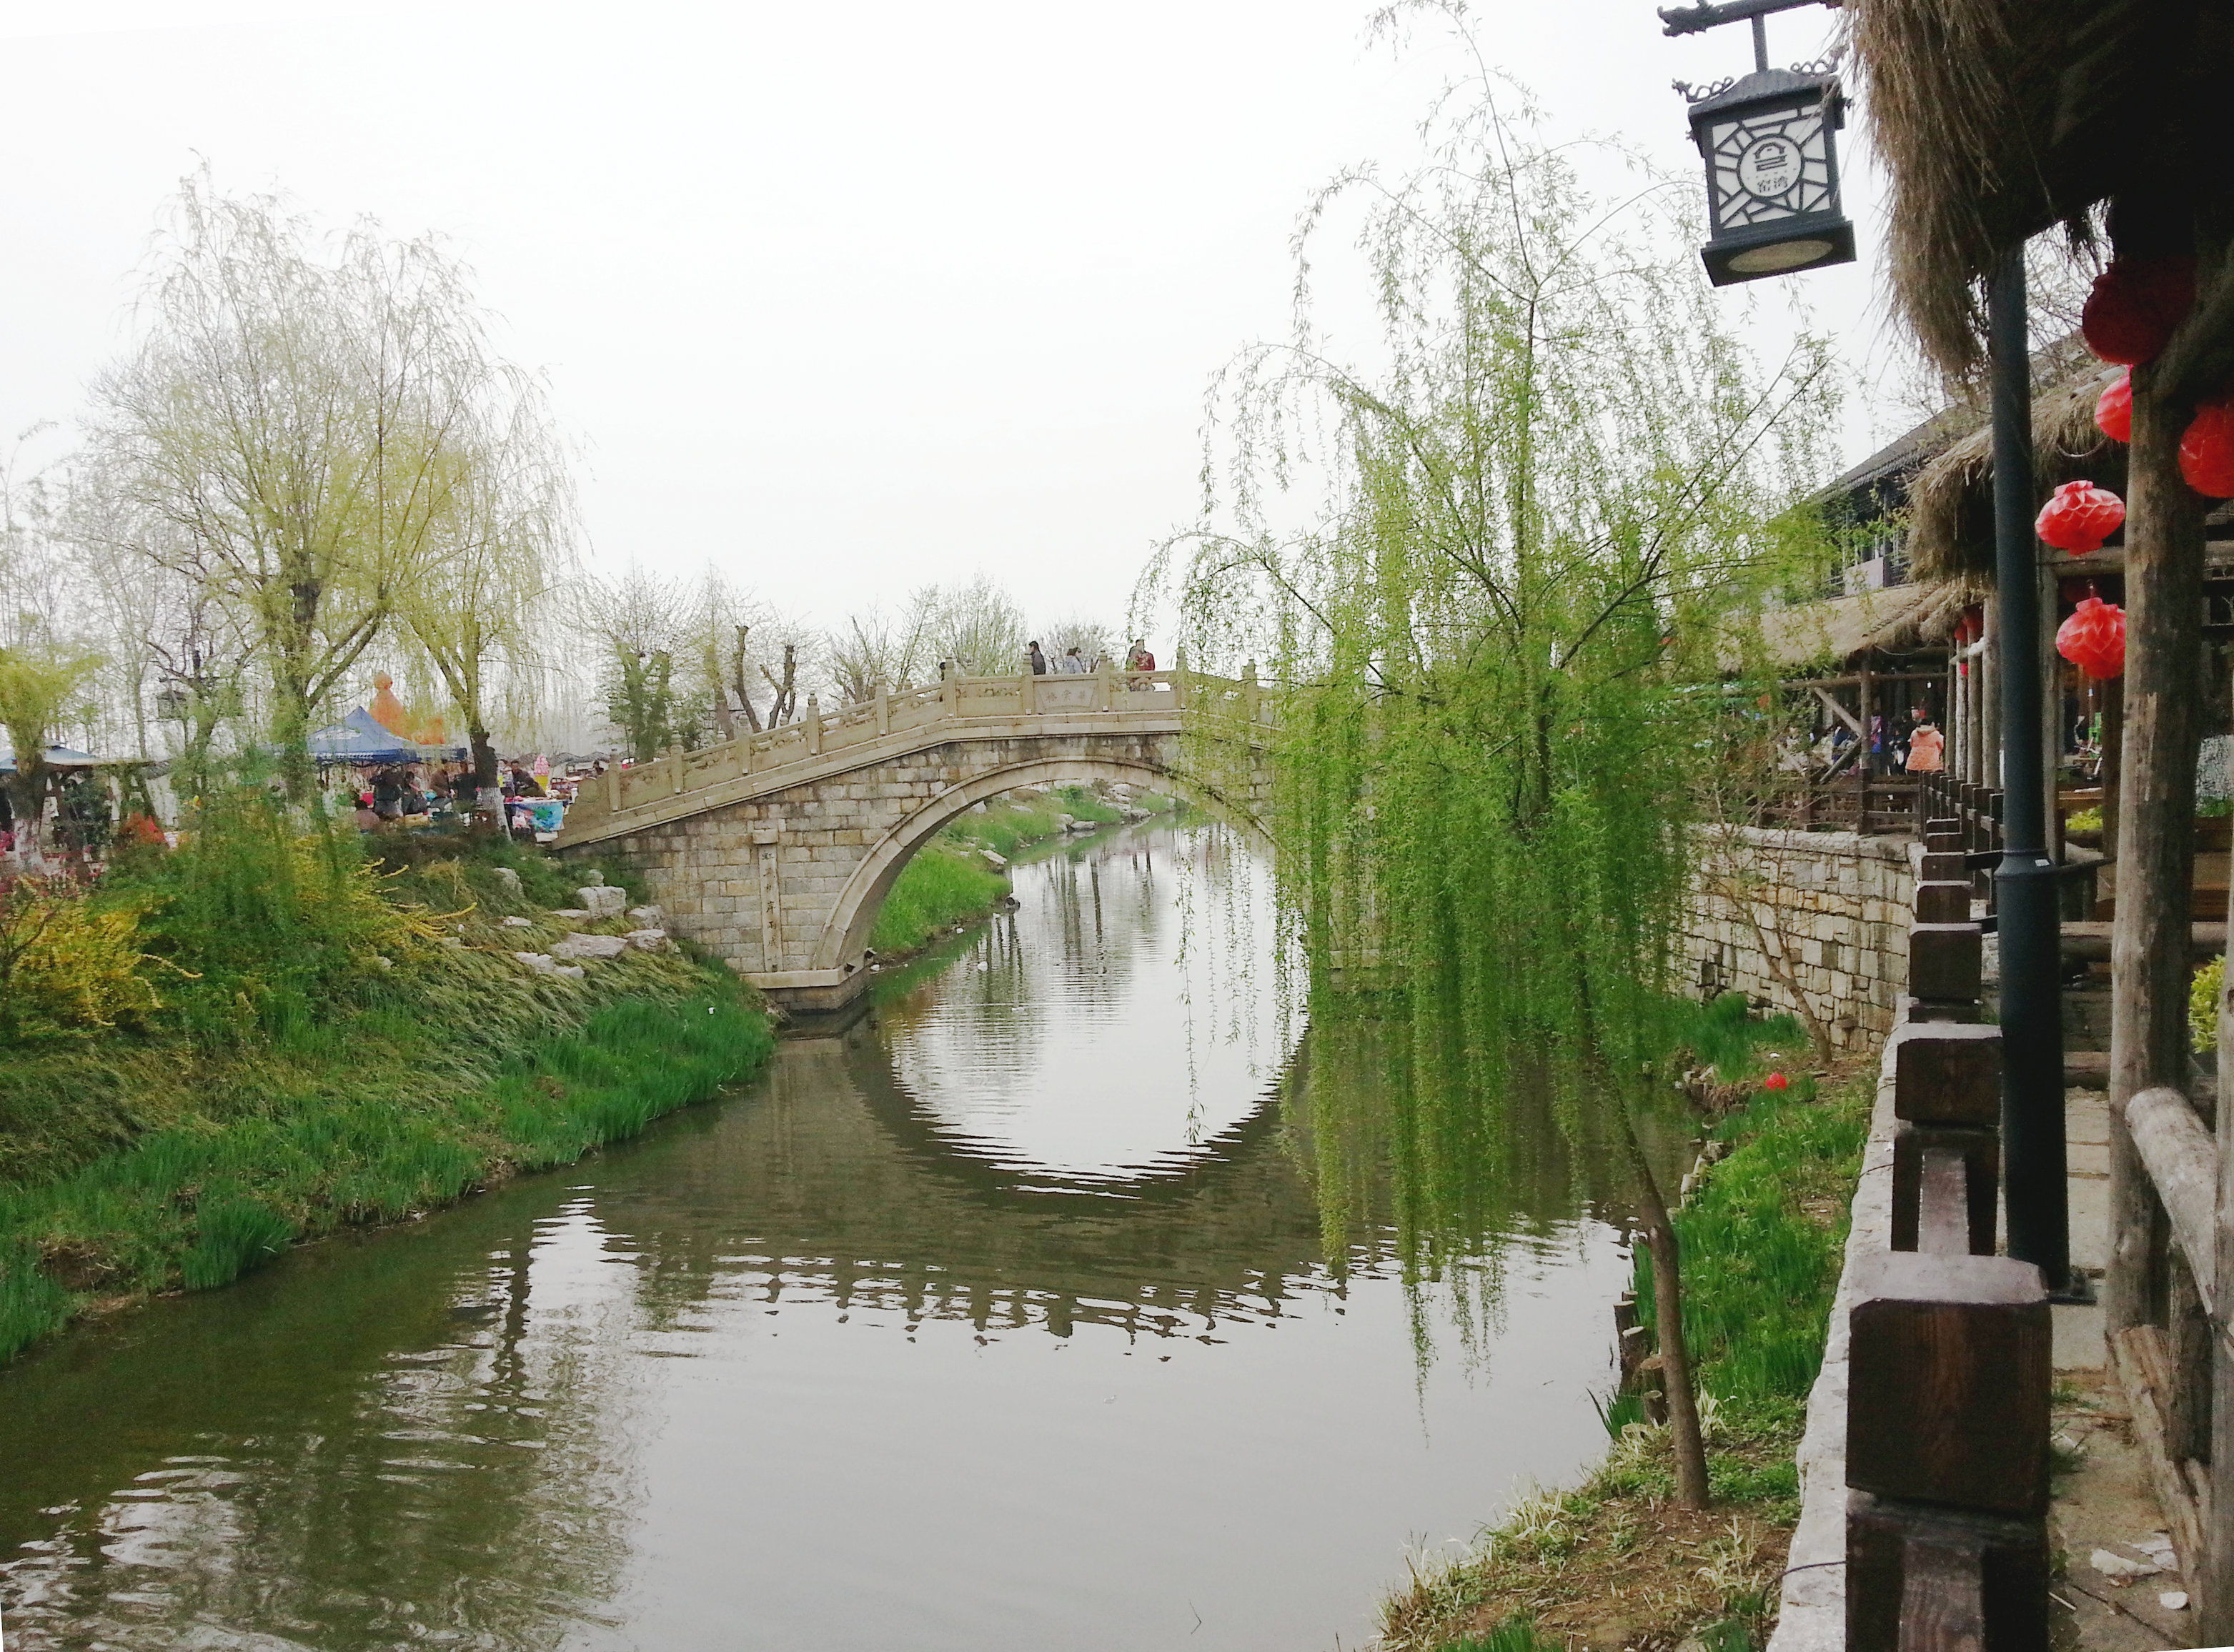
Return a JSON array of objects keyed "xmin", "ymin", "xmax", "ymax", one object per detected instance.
[
  {"xmin": 2179, "ymin": 402, "xmax": 2234, "ymax": 498},
  {"xmin": 1680, "ymin": 68, "xmax": 1856, "ymax": 287},
  {"xmin": 2082, "ymin": 257, "xmax": 2198, "ymax": 366},
  {"xmin": 2056, "ymin": 596, "xmax": 2127, "ymax": 680},
  {"xmin": 2095, "ymin": 372, "xmax": 2132, "ymax": 443},
  {"xmin": 2035, "ymin": 479, "xmax": 2127, "ymax": 554}
]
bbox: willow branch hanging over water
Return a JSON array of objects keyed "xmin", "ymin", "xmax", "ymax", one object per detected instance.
[{"xmin": 1142, "ymin": 9, "xmax": 1840, "ymax": 1499}]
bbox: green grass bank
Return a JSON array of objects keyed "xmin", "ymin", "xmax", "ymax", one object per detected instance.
[
  {"xmin": 1379, "ymin": 1006, "xmax": 1874, "ymax": 1652},
  {"xmin": 866, "ymin": 782, "xmax": 1170, "ymax": 959},
  {"xmin": 0, "ymin": 804, "xmax": 775, "ymax": 1365}
]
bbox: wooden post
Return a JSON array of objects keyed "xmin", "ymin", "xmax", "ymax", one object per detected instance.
[
  {"xmin": 1981, "ymin": 595, "xmax": 2001, "ymax": 789},
  {"xmin": 2212, "ymin": 667, "xmax": 2234, "ymax": 1643},
  {"xmin": 2106, "ymin": 365, "xmax": 2208, "ymax": 1340},
  {"xmin": 2041, "ymin": 559, "xmax": 2065, "ymax": 865},
  {"xmin": 1860, "ymin": 662, "xmax": 1876, "ymax": 777},
  {"xmin": 2100, "ymin": 674, "xmax": 2123, "ymax": 862}
]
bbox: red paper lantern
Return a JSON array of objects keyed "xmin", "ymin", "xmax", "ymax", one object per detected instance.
[
  {"xmin": 2035, "ymin": 479, "xmax": 2126, "ymax": 554},
  {"xmin": 2180, "ymin": 402, "xmax": 2234, "ymax": 497},
  {"xmin": 2095, "ymin": 372, "xmax": 2132, "ymax": 442},
  {"xmin": 2057, "ymin": 596, "xmax": 2127, "ymax": 680},
  {"xmin": 2082, "ymin": 257, "xmax": 2196, "ymax": 366}
]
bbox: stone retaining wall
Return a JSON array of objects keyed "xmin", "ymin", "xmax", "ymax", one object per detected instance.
[{"xmin": 1681, "ymin": 827, "xmax": 1919, "ymax": 1048}]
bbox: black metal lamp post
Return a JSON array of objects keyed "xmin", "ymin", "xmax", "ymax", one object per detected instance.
[
  {"xmin": 1987, "ymin": 249, "xmax": 2075, "ymax": 1295},
  {"xmin": 1662, "ymin": 0, "xmax": 1857, "ymax": 287}
]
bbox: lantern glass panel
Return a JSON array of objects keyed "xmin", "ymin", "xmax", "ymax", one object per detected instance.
[{"xmin": 1705, "ymin": 98, "xmax": 1835, "ymax": 233}]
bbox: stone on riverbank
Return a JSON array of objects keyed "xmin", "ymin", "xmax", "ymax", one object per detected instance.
[
  {"xmin": 577, "ymin": 885, "xmax": 629, "ymax": 918},
  {"xmin": 624, "ymin": 929, "xmax": 672, "ymax": 952},
  {"xmin": 553, "ymin": 933, "xmax": 630, "ymax": 962}
]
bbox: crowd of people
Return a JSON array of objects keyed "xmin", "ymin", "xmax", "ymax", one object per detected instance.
[
  {"xmin": 1021, "ymin": 639, "xmax": 1157, "ymax": 678},
  {"xmin": 345, "ymin": 757, "xmax": 590, "ymax": 839}
]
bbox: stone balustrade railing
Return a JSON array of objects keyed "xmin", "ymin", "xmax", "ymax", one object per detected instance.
[{"xmin": 560, "ymin": 658, "xmax": 1270, "ymax": 842}]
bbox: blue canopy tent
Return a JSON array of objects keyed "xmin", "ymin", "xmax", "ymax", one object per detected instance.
[
  {"xmin": 306, "ymin": 708, "xmax": 462, "ymax": 765},
  {"xmin": 0, "ymin": 743, "xmax": 101, "ymax": 773}
]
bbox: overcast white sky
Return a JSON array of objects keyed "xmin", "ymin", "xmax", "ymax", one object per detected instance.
[{"xmin": 0, "ymin": 0, "xmax": 1897, "ymax": 643}]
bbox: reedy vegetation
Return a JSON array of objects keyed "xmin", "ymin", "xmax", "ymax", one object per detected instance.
[{"xmin": 0, "ymin": 794, "xmax": 774, "ymax": 1365}]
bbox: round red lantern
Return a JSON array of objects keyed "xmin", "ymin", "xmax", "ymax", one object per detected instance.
[
  {"xmin": 2179, "ymin": 402, "xmax": 2234, "ymax": 497},
  {"xmin": 2095, "ymin": 371, "xmax": 2132, "ymax": 442},
  {"xmin": 2082, "ymin": 257, "xmax": 2197, "ymax": 366},
  {"xmin": 2057, "ymin": 596, "xmax": 2127, "ymax": 680},
  {"xmin": 2035, "ymin": 479, "xmax": 2126, "ymax": 553}
]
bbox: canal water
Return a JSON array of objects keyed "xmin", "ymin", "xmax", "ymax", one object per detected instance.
[{"xmin": 1, "ymin": 820, "xmax": 1639, "ymax": 1652}]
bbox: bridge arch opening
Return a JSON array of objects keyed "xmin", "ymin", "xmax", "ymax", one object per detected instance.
[{"xmin": 813, "ymin": 755, "xmax": 1267, "ymax": 976}]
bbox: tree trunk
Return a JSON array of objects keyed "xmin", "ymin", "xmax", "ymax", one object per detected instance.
[
  {"xmin": 1620, "ymin": 1108, "xmax": 1710, "ymax": 1508},
  {"xmin": 2105, "ymin": 365, "xmax": 2206, "ymax": 1338},
  {"xmin": 470, "ymin": 727, "xmax": 501, "ymax": 830},
  {"xmin": 2, "ymin": 761, "xmax": 44, "ymax": 868}
]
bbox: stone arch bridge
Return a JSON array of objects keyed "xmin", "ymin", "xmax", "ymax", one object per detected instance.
[{"xmin": 555, "ymin": 665, "xmax": 1274, "ymax": 1012}]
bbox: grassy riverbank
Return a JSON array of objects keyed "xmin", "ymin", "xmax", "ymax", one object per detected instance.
[
  {"xmin": 0, "ymin": 807, "xmax": 774, "ymax": 1365},
  {"xmin": 1378, "ymin": 1029, "xmax": 1874, "ymax": 1652},
  {"xmin": 866, "ymin": 783, "xmax": 1170, "ymax": 959}
]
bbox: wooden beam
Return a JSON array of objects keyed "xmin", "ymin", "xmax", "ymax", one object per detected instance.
[
  {"xmin": 2113, "ymin": 1325, "xmax": 2209, "ymax": 1596},
  {"xmin": 1814, "ymin": 683, "xmax": 1864, "ymax": 736},
  {"xmin": 2125, "ymin": 1086, "xmax": 2219, "ymax": 1314}
]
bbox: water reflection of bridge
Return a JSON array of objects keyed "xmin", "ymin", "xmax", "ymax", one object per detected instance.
[{"xmin": 608, "ymin": 1020, "xmax": 1642, "ymax": 1344}]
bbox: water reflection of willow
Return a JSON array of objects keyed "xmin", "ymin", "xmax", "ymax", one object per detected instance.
[{"xmin": 1280, "ymin": 1013, "xmax": 1692, "ymax": 1374}]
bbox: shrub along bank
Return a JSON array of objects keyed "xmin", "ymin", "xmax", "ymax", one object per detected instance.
[
  {"xmin": 0, "ymin": 795, "xmax": 774, "ymax": 1365},
  {"xmin": 866, "ymin": 783, "xmax": 1171, "ymax": 959},
  {"xmin": 1379, "ymin": 1001, "xmax": 1873, "ymax": 1652}
]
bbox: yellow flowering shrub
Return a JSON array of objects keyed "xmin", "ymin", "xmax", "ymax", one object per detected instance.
[{"xmin": 0, "ymin": 881, "xmax": 164, "ymax": 1040}]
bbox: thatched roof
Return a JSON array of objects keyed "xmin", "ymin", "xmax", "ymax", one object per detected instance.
[
  {"xmin": 1736, "ymin": 580, "xmax": 1980, "ymax": 672},
  {"xmin": 1906, "ymin": 354, "xmax": 2125, "ymax": 584},
  {"xmin": 1848, "ymin": 0, "xmax": 2225, "ymax": 378}
]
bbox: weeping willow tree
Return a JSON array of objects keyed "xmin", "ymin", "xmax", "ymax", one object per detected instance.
[{"xmin": 1148, "ymin": 18, "xmax": 1836, "ymax": 1506}]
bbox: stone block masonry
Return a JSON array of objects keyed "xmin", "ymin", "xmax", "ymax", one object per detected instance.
[
  {"xmin": 565, "ymin": 727, "xmax": 1271, "ymax": 1014},
  {"xmin": 1682, "ymin": 826, "xmax": 1918, "ymax": 1048}
]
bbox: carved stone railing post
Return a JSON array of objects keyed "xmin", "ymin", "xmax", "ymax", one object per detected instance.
[
  {"xmin": 1096, "ymin": 655, "xmax": 1114, "ymax": 711},
  {"xmin": 608, "ymin": 763, "xmax": 622, "ymax": 814},
  {"xmin": 1172, "ymin": 647, "xmax": 1188, "ymax": 711},
  {"xmin": 805, "ymin": 695, "xmax": 822, "ymax": 755},
  {"xmin": 874, "ymin": 678, "xmax": 890, "ymax": 737}
]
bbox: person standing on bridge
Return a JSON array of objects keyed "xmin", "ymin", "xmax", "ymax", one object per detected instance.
[
  {"xmin": 1027, "ymin": 641, "xmax": 1048, "ymax": 676},
  {"xmin": 1061, "ymin": 645, "xmax": 1086, "ymax": 673},
  {"xmin": 1126, "ymin": 640, "xmax": 1155, "ymax": 689}
]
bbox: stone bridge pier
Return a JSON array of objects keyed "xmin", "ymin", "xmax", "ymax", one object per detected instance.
[{"xmin": 555, "ymin": 667, "xmax": 1271, "ymax": 1014}]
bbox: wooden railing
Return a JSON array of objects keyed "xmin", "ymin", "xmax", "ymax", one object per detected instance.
[
  {"xmin": 1767, "ymin": 772, "xmax": 1922, "ymax": 835},
  {"xmin": 1844, "ymin": 847, "xmax": 2052, "ymax": 1651},
  {"xmin": 2111, "ymin": 1080, "xmax": 2227, "ymax": 1609},
  {"xmin": 561, "ymin": 657, "xmax": 1271, "ymax": 842}
]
